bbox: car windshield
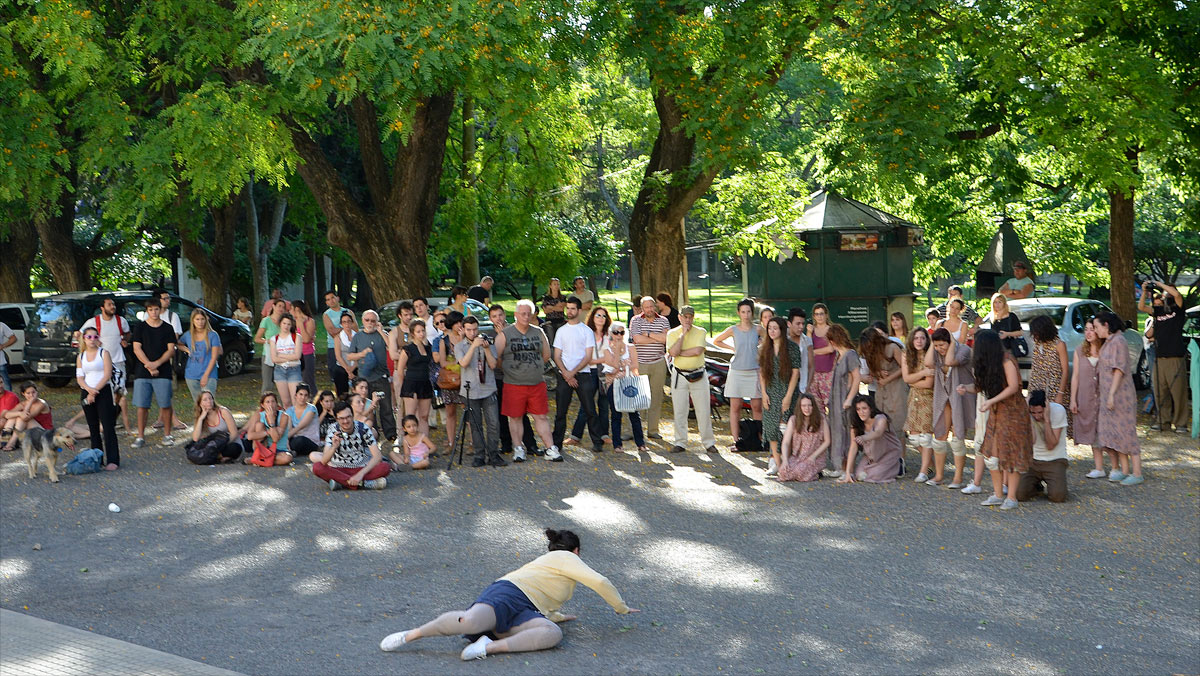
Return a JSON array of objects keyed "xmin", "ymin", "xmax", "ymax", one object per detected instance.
[
  {"xmin": 33, "ymin": 300, "xmax": 93, "ymax": 330},
  {"xmin": 1012, "ymin": 305, "xmax": 1066, "ymax": 326}
]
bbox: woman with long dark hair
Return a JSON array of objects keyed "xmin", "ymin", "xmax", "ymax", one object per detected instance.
[
  {"xmin": 837, "ymin": 394, "xmax": 902, "ymax": 483},
  {"xmin": 1071, "ymin": 318, "xmax": 1112, "ymax": 478},
  {"xmin": 1094, "ymin": 313, "xmax": 1143, "ymax": 484},
  {"xmin": 901, "ymin": 327, "xmax": 935, "ymax": 483},
  {"xmin": 291, "ymin": 299, "xmax": 318, "ymax": 394},
  {"xmin": 927, "ymin": 328, "xmax": 976, "ymax": 489},
  {"xmin": 859, "ymin": 327, "xmax": 908, "ymax": 440},
  {"xmin": 825, "ymin": 324, "xmax": 861, "ymax": 477},
  {"xmin": 380, "ymin": 529, "xmax": 638, "ymax": 661},
  {"xmin": 1028, "ymin": 314, "xmax": 1071, "ymax": 437},
  {"xmin": 778, "ymin": 393, "xmax": 829, "ymax": 482},
  {"xmin": 971, "ymin": 329, "xmax": 1033, "ymax": 510},
  {"xmin": 759, "ymin": 317, "xmax": 801, "ymax": 476},
  {"xmin": 568, "ymin": 306, "xmax": 613, "ymax": 446},
  {"xmin": 889, "ymin": 312, "xmax": 910, "ymax": 345}
]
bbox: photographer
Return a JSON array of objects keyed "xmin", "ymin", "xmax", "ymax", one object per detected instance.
[
  {"xmin": 312, "ymin": 400, "xmax": 389, "ymax": 490},
  {"xmin": 1138, "ymin": 280, "xmax": 1189, "ymax": 434},
  {"xmin": 456, "ymin": 317, "xmax": 506, "ymax": 467}
]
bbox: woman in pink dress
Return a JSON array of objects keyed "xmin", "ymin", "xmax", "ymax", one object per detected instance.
[
  {"xmin": 1094, "ymin": 313, "xmax": 1143, "ymax": 485},
  {"xmin": 807, "ymin": 303, "xmax": 836, "ymax": 413},
  {"xmin": 779, "ymin": 394, "xmax": 829, "ymax": 482},
  {"xmin": 837, "ymin": 394, "xmax": 902, "ymax": 484},
  {"xmin": 1071, "ymin": 318, "xmax": 1111, "ymax": 479}
]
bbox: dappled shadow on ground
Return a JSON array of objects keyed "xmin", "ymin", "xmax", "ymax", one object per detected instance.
[{"xmin": 2, "ymin": 377, "xmax": 1198, "ymax": 675}]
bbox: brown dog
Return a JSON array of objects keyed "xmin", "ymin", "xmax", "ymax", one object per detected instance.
[{"xmin": 19, "ymin": 427, "xmax": 76, "ymax": 483}]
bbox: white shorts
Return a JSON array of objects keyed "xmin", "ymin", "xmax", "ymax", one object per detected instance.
[{"xmin": 723, "ymin": 368, "xmax": 762, "ymax": 400}]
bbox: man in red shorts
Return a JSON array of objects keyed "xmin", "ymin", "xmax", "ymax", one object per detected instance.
[{"xmin": 493, "ymin": 300, "xmax": 560, "ymax": 462}]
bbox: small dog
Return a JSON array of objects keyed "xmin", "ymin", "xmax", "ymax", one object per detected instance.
[{"xmin": 20, "ymin": 427, "xmax": 76, "ymax": 483}]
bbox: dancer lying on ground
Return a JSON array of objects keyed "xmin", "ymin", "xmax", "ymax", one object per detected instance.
[{"xmin": 379, "ymin": 528, "xmax": 639, "ymax": 661}]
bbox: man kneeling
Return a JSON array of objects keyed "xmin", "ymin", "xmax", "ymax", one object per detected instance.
[
  {"xmin": 1017, "ymin": 390, "xmax": 1069, "ymax": 503},
  {"xmin": 312, "ymin": 400, "xmax": 389, "ymax": 490}
]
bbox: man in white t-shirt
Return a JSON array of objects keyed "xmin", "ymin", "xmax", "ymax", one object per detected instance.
[
  {"xmin": 1016, "ymin": 389, "xmax": 1069, "ymax": 503},
  {"xmin": 0, "ymin": 321, "xmax": 14, "ymax": 391},
  {"xmin": 552, "ymin": 295, "xmax": 603, "ymax": 452}
]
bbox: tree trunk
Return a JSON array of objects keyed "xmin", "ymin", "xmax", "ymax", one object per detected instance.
[
  {"xmin": 285, "ymin": 93, "xmax": 453, "ymax": 302},
  {"xmin": 1107, "ymin": 185, "xmax": 1136, "ymax": 322},
  {"xmin": 627, "ymin": 90, "xmax": 719, "ymax": 303},
  {"xmin": 315, "ymin": 254, "xmax": 328, "ymax": 300},
  {"xmin": 457, "ymin": 94, "xmax": 481, "ymax": 285},
  {"xmin": 246, "ymin": 182, "xmax": 287, "ymax": 313},
  {"xmin": 0, "ymin": 215, "xmax": 39, "ymax": 302},
  {"xmin": 353, "ymin": 267, "xmax": 376, "ymax": 310},
  {"xmin": 178, "ymin": 193, "xmax": 239, "ymax": 314},
  {"xmin": 34, "ymin": 169, "xmax": 92, "ymax": 291},
  {"xmin": 304, "ymin": 249, "xmax": 317, "ymax": 309}
]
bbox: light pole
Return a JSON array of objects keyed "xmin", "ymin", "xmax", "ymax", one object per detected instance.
[{"xmin": 698, "ymin": 272, "xmax": 712, "ymax": 333}]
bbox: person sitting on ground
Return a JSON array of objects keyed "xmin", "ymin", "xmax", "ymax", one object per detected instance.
[
  {"xmin": 0, "ymin": 381, "xmax": 23, "ymax": 448},
  {"xmin": 191, "ymin": 391, "xmax": 243, "ymax": 464},
  {"xmin": 314, "ymin": 400, "xmax": 389, "ymax": 490},
  {"xmin": 285, "ymin": 383, "xmax": 322, "ymax": 458},
  {"xmin": 380, "ymin": 528, "xmax": 638, "ymax": 661},
  {"xmin": 778, "ymin": 393, "xmax": 829, "ymax": 482},
  {"xmin": 317, "ymin": 389, "xmax": 338, "ymax": 441},
  {"xmin": 243, "ymin": 392, "xmax": 294, "ymax": 466},
  {"xmin": 838, "ymin": 394, "xmax": 902, "ymax": 484},
  {"xmin": 350, "ymin": 392, "xmax": 376, "ymax": 436},
  {"xmin": 1016, "ymin": 389, "xmax": 1070, "ymax": 503},
  {"xmin": 390, "ymin": 414, "xmax": 433, "ymax": 470}
]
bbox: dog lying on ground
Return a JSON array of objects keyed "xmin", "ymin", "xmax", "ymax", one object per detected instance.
[{"xmin": 19, "ymin": 427, "xmax": 76, "ymax": 483}]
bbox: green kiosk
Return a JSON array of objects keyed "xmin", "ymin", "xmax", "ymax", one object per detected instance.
[{"xmin": 742, "ymin": 189, "xmax": 923, "ymax": 336}]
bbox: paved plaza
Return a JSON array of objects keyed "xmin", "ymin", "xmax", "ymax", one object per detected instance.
[{"xmin": 1, "ymin": 416, "xmax": 1198, "ymax": 675}]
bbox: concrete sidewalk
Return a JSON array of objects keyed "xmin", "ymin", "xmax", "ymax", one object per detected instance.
[{"xmin": 0, "ymin": 610, "xmax": 243, "ymax": 676}]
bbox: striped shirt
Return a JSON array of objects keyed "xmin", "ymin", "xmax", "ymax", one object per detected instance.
[{"xmin": 629, "ymin": 313, "xmax": 670, "ymax": 364}]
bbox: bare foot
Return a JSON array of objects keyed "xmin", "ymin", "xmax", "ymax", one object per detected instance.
[{"xmin": 105, "ymin": 463, "xmax": 118, "ymax": 471}]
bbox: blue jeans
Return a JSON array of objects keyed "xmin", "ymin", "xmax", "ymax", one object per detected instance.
[
  {"xmin": 608, "ymin": 386, "xmax": 645, "ymax": 448},
  {"xmin": 571, "ymin": 370, "xmax": 609, "ymax": 440},
  {"xmin": 0, "ymin": 364, "xmax": 9, "ymax": 391},
  {"xmin": 554, "ymin": 369, "xmax": 603, "ymax": 447}
]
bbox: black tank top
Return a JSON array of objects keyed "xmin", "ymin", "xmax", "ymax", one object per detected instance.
[{"xmin": 402, "ymin": 342, "xmax": 432, "ymax": 383}]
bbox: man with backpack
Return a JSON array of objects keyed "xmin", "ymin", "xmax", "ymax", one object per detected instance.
[{"xmin": 78, "ymin": 295, "xmax": 132, "ymax": 432}]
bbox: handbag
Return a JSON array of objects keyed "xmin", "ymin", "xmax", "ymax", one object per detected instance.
[
  {"xmin": 437, "ymin": 364, "xmax": 461, "ymax": 390},
  {"xmin": 185, "ymin": 431, "xmax": 229, "ymax": 465},
  {"xmin": 250, "ymin": 438, "xmax": 277, "ymax": 467},
  {"xmin": 1005, "ymin": 336, "xmax": 1029, "ymax": 359},
  {"xmin": 613, "ymin": 373, "xmax": 651, "ymax": 413}
]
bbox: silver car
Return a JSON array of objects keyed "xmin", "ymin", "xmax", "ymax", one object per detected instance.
[{"xmin": 981, "ymin": 297, "xmax": 1149, "ymax": 389}]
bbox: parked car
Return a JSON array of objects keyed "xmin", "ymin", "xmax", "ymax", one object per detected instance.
[
  {"xmin": 377, "ymin": 298, "xmax": 497, "ymax": 337},
  {"xmin": 23, "ymin": 291, "xmax": 254, "ymax": 387},
  {"xmin": 980, "ymin": 297, "xmax": 1149, "ymax": 389},
  {"xmin": 0, "ymin": 303, "xmax": 35, "ymax": 376}
]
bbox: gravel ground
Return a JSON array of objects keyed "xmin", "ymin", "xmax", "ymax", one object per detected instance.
[{"xmin": 1, "ymin": 372, "xmax": 1198, "ymax": 675}]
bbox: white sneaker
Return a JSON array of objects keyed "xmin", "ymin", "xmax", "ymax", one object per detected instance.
[
  {"xmin": 914, "ymin": 473, "xmax": 929, "ymax": 483},
  {"xmin": 946, "ymin": 481, "xmax": 964, "ymax": 489},
  {"xmin": 766, "ymin": 458, "xmax": 778, "ymax": 477},
  {"xmin": 364, "ymin": 477, "xmax": 387, "ymax": 490},
  {"xmin": 460, "ymin": 635, "xmax": 492, "ymax": 660},
  {"xmin": 1000, "ymin": 498, "xmax": 1019, "ymax": 510},
  {"xmin": 1085, "ymin": 469, "xmax": 1106, "ymax": 479},
  {"xmin": 161, "ymin": 435, "xmax": 175, "ymax": 446},
  {"xmin": 131, "ymin": 437, "xmax": 146, "ymax": 449},
  {"xmin": 380, "ymin": 630, "xmax": 410, "ymax": 651},
  {"xmin": 329, "ymin": 480, "xmax": 342, "ymax": 491},
  {"xmin": 823, "ymin": 469, "xmax": 843, "ymax": 478},
  {"xmin": 545, "ymin": 445, "xmax": 563, "ymax": 462},
  {"xmin": 512, "ymin": 446, "xmax": 527, "ymax": 463},
  {"xmin": 981, "ymin": 495, "xmax": 1004, "ymax": 506},
  {"xmin": 961, "ymin": 482, "xmax": 982, "ymax": 495}
]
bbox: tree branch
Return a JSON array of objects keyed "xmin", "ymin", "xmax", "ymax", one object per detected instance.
[
  {"xmin": 350, "ymin": 95, "xmax": 390, "ymax": 212},
  {"xmin": 283, "ymin": 115, "xmax": 367, "ymax": 243}
]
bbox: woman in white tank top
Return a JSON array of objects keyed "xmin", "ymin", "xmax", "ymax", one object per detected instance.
[{"xmin": 75, "ymin": 327, "xmax": 120, "ymax": 470}]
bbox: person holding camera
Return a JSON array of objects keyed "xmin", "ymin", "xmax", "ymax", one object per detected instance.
[
  {"xmin": 311, "ymin": 400, "xmax": 389, "ymax": 490},
  {"xmin": 456, "ymin": 316, "xmax": 506, "ymax": 467},
  {"xmin": 666, "ymin": 306, "xmax": 717, "ymax": 454},
  {"xmin": 1138, "ymin": 279, "xmax": 1189, "ymax": 434}
]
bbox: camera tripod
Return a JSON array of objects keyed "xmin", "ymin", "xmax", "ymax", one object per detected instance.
[{"xmin": 447, "ymin": 381, "xmax": 471, "ymax": 470}]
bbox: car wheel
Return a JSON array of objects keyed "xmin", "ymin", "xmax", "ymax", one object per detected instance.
[
  {"xmin": 222, "ymin": 347, "xmax": 247, "ymax": 377},
  {"xmin": 42, "ymin": 376, "xmax": 73, "ymax": 388},
  {"xmin": 1133, "ymin": 350, "xmax": 1151, "ymax": 391}
]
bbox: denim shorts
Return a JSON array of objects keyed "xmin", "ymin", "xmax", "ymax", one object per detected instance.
[
  {"xmin": 465, "ymin": 580, "xmax": 544, "ymax": 640},
  {"xmin": 273, "ymin": 364, "xmax": 302, "ymax": 383},
  {"xmin": 133, "ymin": 377, "xmax": 173, "ymax": 409}
]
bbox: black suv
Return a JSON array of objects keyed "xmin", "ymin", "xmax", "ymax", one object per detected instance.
[{"xmin": 23, "ymin": 291, "xmax": 255, "ymax": 387}]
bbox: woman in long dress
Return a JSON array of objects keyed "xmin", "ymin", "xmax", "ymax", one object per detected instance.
[
  {"xmin": 1028, "ymin": 315, "xmax": 1071, "ymax": 437},
  {"xmin": 901, "ymin": 327, "xmax": 935, "ymax": 483},
  {"xmin": 825, "ymin": 324, "xmax": 861, "ymax": 478},
  {"xmin": 859, "ymin": 326, "xmax": 909, "ymax": 440},
  {"xmin": 759, "ymin": 317, "xmax": 801, "ymax": 477},
  {"xmin": 837, "ymin": 394, "xmax": 902, "ymax": 483},
  {"xmin": 1071, "ymin": 318, "xmax": 1111, "ymax": 478},
  {"xmin": 807, "ymin": 303, "xmax": 836, "ymax": 413},
  {"xmin": 1094, "ymin": 313, "xmax": 1143, "ymax": 485},
  {"xmin": 970, "ymin": 330, "xmax": 1033, "ymax": 510},
  {"xmin": 778, "ymin": 393, "xmax": 829, "ymax": 482}
]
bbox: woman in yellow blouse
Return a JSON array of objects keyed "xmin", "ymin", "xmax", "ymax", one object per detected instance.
[{"xmin": 380, "ymin": 529, "xmax": 640, "ymax": 661}]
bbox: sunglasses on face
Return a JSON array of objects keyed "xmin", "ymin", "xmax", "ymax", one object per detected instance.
[{"xmin": 611, "ymin": 330, "xmax": 625, "ymax": 335}]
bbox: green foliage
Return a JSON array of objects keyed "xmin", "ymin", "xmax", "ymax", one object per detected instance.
[
  {"xmin": 228, "ymin": 231, "xmax": 308, "ymax": 298},
  {"xmin": 558, "ymin": 216, "xmax": 622, "ymax": 278}
]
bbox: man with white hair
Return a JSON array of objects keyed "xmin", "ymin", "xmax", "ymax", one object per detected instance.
[
  {"xmin": 347, "ymin": 309, "xmax": 395, "ymax": 439},
  {"xmin": 494, "ymin": 299, "xmax": 560, "ymax": 462}
]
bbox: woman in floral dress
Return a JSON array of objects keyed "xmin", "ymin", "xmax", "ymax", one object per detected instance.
[
  {"xmin": 901, "ymin": 328, "xmax": 935, "ymax": 483},
  {"xmin": 1094, "ymin": 313, "xmax": 1143, "ymax": 485},
  {"xmin": 779, "ymin": 394, "xmax": 829, "ymax": 482},
  {"xmin": 1027, "ymin": 315, "xmax": 1071, "ymax": 437}
]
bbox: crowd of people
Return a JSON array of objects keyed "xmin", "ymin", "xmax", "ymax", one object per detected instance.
[{"xmin": 0, "ymin": 268, "xmax": 1187, "ymax": 501}]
